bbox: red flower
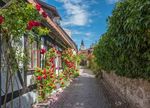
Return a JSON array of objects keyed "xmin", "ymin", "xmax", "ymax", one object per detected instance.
[
  {"xmin": 37, "ymin": 76, "xmax": 42, "ymax": 80},
  {"xmin": 49, "ymin": 58, "xmax": 54, "ymax": 63},
  {"xmin": 40, "ymin": 48, "xmax": 46, "ymax": 54},
  {"xmin": 57, "ymin": 51, "xmax": 61, "ymax": 54},
  {"xmin": 42, "ymin": 68, "xmax": 47, "ymax": 74},
  {"xmin": 43, "ymin": 74, "xmax": 47, "ymax": 79},
  {"xmin": 36, "ymin": 4, "xmax": 41, "ymax": 11},
  {"xmin": 34, "ymin": 21, "xmax": 41, "ymax": 26},
  {"xmin": 50, "ymin": 75, "xmax": 54, "ymax": 78},
  {"xmin": 42, "ymin": 11, "xmax": 48, "ymax": 18},
  {"xmin": 28, "ymin": 21, "xmax": 35, "ymax": 27},
  {"xmin": 27, "ymin": 21, "xmax": 41, "ymax": 30},
  {"xmin": 52, "ymin": 64, "xmax": 55, "ymax": 68},
  {"xmin": 59, "ymin": 78, "xmax": 63, "ymax": 80},
  {"xmin": 0, "ymin": 16, "xmax": 4, "ymax": 24}
]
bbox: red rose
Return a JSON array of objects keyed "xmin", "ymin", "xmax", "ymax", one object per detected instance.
[
  {"xmin": 52, "ymin": 64, "xmax": 55, "ymax": 68},
  {"xmin": 57, "ymin": 51, "xmax": 61, "ymax": 54},
  {"xmin": 40, "ymin": 48, "xmax": 46, "ymax": 54},
  {"xmin": 28, "ymin": 21, "xmax": 35, "ymax": 27},
  {"xmin": 42, "ymin": 68, "xmax": 47, "ymax": 74},
  {"xmin": 49, "ymin": 58, "xmax": 54, "ymax": 63},
  {"xmin": 0, "ymin": 16, "xmax": 4, "ymax": 24},
  {"xmin": 42, "ymin": 11, "xmax": 48, "ymax": 18},
  {"xmin": 27, "ymin": 21, "xmax": 41, "ymax": 30},
  {"xmin": 36, "ymin": 3, "xmax": 41, "ymax": 11},
  {"xmin": 34, "ymin": 21, "xmax": 41, "ymax": 26},
  {"xmin": 43, "ymin": 74, "xmax": 47, "ymax": 79},
  {"xmin": 59, "ymin": 78, "xmax": 63, "ymax": 80},
  {"xmin": 50, "ymin": 75, "xmax": 54, "ymax": 78},
  {"xmin": 37, "ymin": 76, "xmax": 42, "ymax": 80}
]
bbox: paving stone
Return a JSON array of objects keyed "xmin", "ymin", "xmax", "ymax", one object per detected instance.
[{"xmin": 50, "ymin": 69, "xmax": 111, "ymax": 108}]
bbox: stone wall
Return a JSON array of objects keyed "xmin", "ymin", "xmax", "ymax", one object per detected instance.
[{"xmin": 102, "ymin": 71, "xmax": 150, "ymax": 108}]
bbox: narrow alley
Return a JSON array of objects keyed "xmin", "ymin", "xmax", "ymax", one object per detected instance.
[{"xmin": 49, "ymin": 68, "xmax": 132, "ymax": 108}]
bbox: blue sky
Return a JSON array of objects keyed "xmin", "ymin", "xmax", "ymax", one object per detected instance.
[{"xmin": 45, "ymin": 0, "xmax": 119, "ymax": 49}]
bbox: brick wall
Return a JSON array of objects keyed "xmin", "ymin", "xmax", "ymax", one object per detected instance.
[{"xmin": 102, "ymin": 71, "xmax": 150, "ymax": 108}]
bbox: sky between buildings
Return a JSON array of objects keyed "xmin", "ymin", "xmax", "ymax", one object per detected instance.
[{"xmin": 45, "ymin": 0, "xmax": 119, "ymax": 49}]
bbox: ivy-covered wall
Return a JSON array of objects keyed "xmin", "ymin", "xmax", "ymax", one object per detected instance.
[{"xmin": 94, "ymin": 0, "xmax": 150, "ymax": 79}]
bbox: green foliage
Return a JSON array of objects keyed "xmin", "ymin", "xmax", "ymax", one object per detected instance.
[
  {"xmin": 0, "ymin": 0, "xmax": 49, "ymax": 38},
  {"xmin": 94, "ymin": 0, "xmax": 150, "ymax": 79},
  {"xmin": 0, "ymin": 0, "xmax": 49, "ymax": 72},
  {"xmin": 79, "ymin": 54, "xmax": 86, "ymax": 60}
]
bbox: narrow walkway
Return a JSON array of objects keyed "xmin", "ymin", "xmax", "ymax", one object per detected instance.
[{"xmin": 51, "ymin": 69, "xmax": 111, "ymax": 108}]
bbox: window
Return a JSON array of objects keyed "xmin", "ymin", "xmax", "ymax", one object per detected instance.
[{"xmin": 28, "ymin": 41, "xmax": 40, "ymax": 69}]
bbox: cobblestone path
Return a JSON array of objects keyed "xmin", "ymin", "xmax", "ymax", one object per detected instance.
[{"xmin": 51, "ymin": 69, "xmax": 111, "ymax": 108}]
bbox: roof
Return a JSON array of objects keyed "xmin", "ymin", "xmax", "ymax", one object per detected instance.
[{"xmin": 36, "ymin": 0, "xmax": 61, "ymax": 19}]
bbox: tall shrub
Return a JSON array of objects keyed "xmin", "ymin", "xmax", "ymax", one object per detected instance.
[{"xmin": 94, "ymin": 0, "xmax": 150, "ymax": 79}]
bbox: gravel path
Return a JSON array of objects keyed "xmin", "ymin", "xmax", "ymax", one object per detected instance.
[{"xmin": 50, "ymin": 69, "xmax": 111, "ymax": 108}]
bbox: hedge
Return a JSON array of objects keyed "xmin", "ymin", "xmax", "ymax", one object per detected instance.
[{"xmin": 94, "ymin": 0, "xmax": 150, "ymax": 79}]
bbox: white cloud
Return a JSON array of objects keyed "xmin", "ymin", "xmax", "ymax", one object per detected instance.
[
  {"xmin": 55, "ymin": 0, "xmax": 91, "ymax": 26},
  {"xmin": 72, "ymin": 30, "xmax": 83, "ymax": 35},
  {"xmin": 72, "ymin": 30, "xmax": 93, "ymax": 38},
  {"xmin": 85, "ymin": 32, "xmax": 91, "ymax": 37},
  {"xmin": 106, "ymin": 0, "xmax": 120, "ymax": 4}
]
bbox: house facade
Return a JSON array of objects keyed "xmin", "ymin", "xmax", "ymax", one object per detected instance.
[
  {"xmin": 78, "ymin": 40, "xmax": 94, "ymax": 66},
  {"xmin": 0, "ymin": 0, "xmax": 77, "ymax": 108}
]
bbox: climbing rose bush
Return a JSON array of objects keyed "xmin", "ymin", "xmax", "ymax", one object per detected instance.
[
  {"xmin": 62, "ymin": 48, "xmax": 80, "ymax": 80},
  {"xmin": 34, "ymin": 48, "xmax": 58, "ymax": 100},
  {"xmin": 34, "ymin": 48, "xmax": 80, "ymax": 101}
]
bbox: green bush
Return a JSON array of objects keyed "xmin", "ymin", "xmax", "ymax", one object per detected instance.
[
  {"xmin": 73, "ymin": 72, "xmax": 80, "ymax": 78},
  {"xmin": 94, "ymin": 0, "xmax": 150, "ymax": 80}
]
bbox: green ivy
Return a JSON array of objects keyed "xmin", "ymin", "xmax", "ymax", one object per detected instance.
[{"xmin": 94, "ymin": 0, "xmax": 150, "ymax": 80}]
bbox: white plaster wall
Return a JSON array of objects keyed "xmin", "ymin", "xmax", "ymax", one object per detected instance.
[
  {"xmin": 1, "ymin": 91, "xmax": 37, "ymax": 108},
  {"xmin": 1, "ymin": 66, "xmax": 23, "ymax": 95}
]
